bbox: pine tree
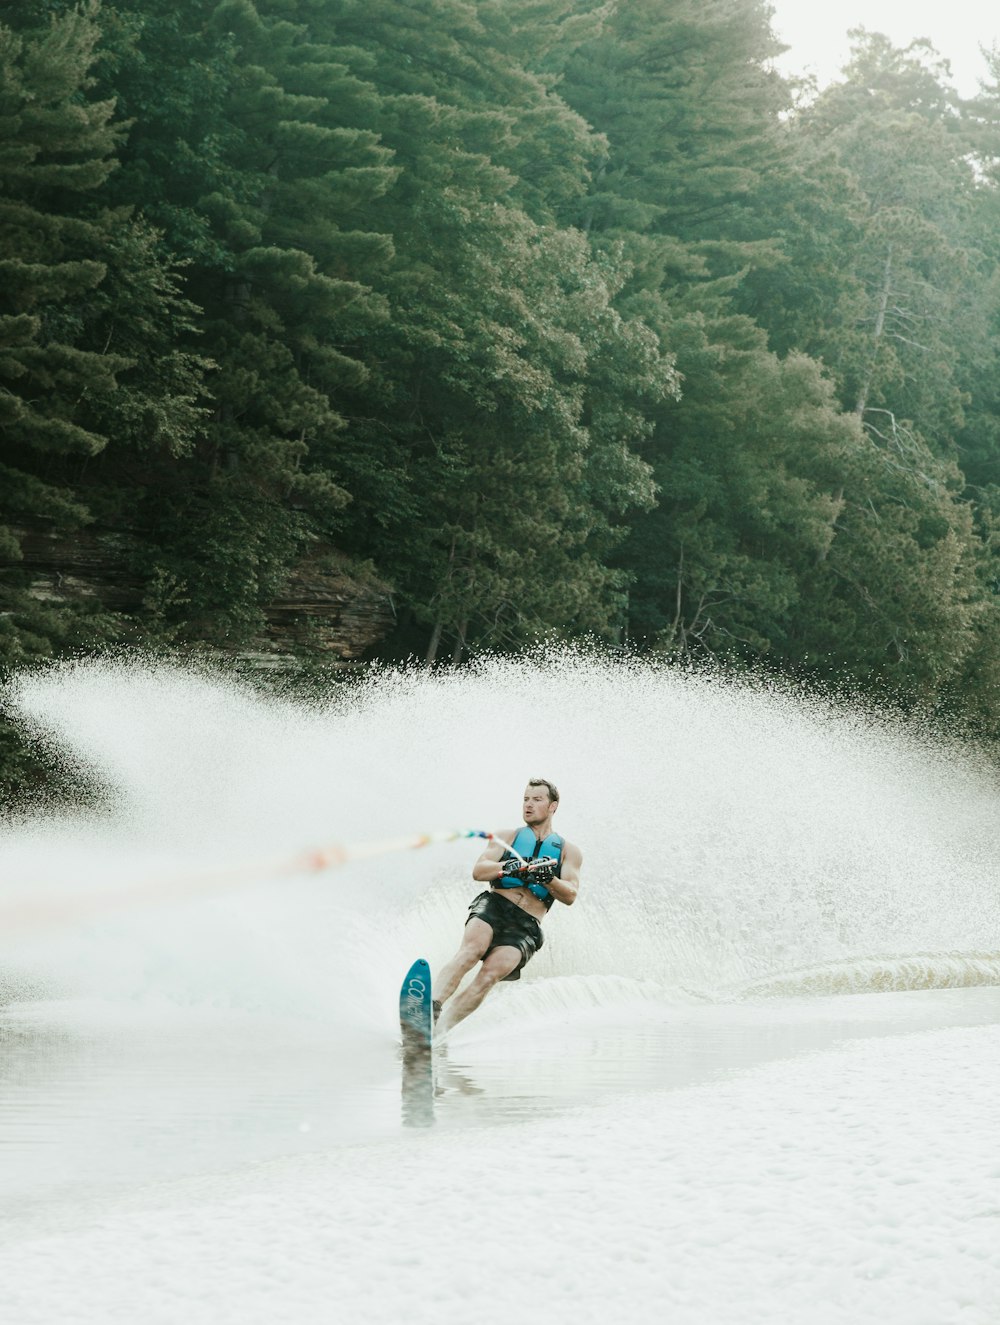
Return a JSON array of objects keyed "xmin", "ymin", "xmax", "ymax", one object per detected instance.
[
  {"xmin": 0, "ymin": 4, "xmax": 205, "ymax": 668},
  {"xmin": 86, "ymin": 0, "xmax": 399, "ymax": 643},
  {"xmin": 554, "ymin": 0, "xmax": 843, "ymax": 658},
  {"xmin": 310, "ymin": 0, "xmax": 677, "ymax": 660},
  {"xmin": 789, "ymin": 34, "xmax": 987, "ymax": 451}
]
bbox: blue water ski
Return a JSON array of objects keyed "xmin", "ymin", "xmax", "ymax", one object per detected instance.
[{"xmin": 399, "ymin": 957, "xmax": 433, "ymax": 1052}]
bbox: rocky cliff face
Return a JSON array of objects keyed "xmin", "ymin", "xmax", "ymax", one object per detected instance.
[
  {"xmin": 5, "ymin": 523, "xmax": 394, "ymax": 666},
  {"xmin": 247, "ymin": 548, "xmax": 396, "ymax": 666}
]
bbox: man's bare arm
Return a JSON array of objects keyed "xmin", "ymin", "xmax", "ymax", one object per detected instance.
[
  {"xmin": 542, "ymin": 842, "xmax": 581, "ymax": 907},
  {"xmin": 472, "ymin": 830, "xmax": 520, "ymax": 883}
]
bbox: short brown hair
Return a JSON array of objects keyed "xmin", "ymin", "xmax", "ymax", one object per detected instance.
[{"xmin": 527, "ymin": 777, "xmax": 559, "ymax": 803}]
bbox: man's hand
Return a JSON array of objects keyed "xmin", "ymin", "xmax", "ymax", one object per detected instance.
[
  {"xmin": 498, "ymin": 857, "xmax": 555, "ymax": 886},
  {"xmin": 525, "ymin": 858, "xmax": 556, "ymax": 884}
]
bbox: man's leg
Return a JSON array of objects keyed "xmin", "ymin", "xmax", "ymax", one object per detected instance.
[
  {"xmin": 436, "ymin": 944, "xmax": 522, "ymax": 1035},
  {"xmin": 434, "ymin": 917, "xmax": 493, "ymax": 1012}
]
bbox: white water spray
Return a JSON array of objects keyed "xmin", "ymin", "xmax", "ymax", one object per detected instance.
[{"xmin": 1, "ymin": 651, "xmax": 999, "ymax": 1022}]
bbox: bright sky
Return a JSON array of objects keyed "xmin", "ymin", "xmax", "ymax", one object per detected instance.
[{"xmin": 768, "ymin": 0, "xmax": 1000, "ymax": 96}]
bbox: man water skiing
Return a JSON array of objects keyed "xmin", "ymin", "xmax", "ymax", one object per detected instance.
[{"xmin": 434, "ymin": 778, "xmax": 582, "ymax": 1035}]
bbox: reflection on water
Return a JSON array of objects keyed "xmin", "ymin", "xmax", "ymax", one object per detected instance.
[
  {"xmin": 401, "ymin": 1042, "xmax": 435, "ymax": 1128},
  {"xmin": 425, "ymin": 985, "xmax": 1000, "ymax": 1130},
  {"xmin": 5, "ymin": 985, "xmax": 994, "ymax": 1218},
  {"xmin": 0, "ymin": 1005, "xmax": 397, "ymax": 1219}
]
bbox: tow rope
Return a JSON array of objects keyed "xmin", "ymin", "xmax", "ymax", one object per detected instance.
[{"xmin": 0, "ymin": 828, "xmax": 513, "ymax": 939}]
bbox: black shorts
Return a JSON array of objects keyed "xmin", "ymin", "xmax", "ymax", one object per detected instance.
[{"xmin": 466, "ymin": 890, "xmax": 545, "ymax": 981}]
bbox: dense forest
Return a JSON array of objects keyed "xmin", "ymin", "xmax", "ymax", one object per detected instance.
[{"xmin": 4, "ymin": 0, "xmax": 1000, "ymax": 789}]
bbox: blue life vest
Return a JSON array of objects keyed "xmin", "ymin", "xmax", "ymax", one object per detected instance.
[{"xmin": 496, "ymin": 826, "xmax": 563, "ymax": 907}]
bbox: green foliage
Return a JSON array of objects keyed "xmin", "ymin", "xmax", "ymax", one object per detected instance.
[
  {"xmin": 6, "ymin": 1, "xmax": 1000, "ymax": 790},
  {"xmin": 550, "ymin": 4, "xmax": 1000, "ymax": 717},
  {"xmin": 0, "ymin": 3, "xmax": 200, "ymax": 670},
  {"xmin": 298, "ymin": 0, "xmax": 677, "ymax": 660}
]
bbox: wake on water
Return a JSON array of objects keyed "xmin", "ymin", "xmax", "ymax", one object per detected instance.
[{"xmin": 2, "ymin": 649, "xmax": 1000, "ymax": 1034}]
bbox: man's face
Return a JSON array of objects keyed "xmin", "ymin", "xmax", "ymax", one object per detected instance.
[{"xmin": 523, "ymin": 785, "xmax": 554, "ymax": 825}]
